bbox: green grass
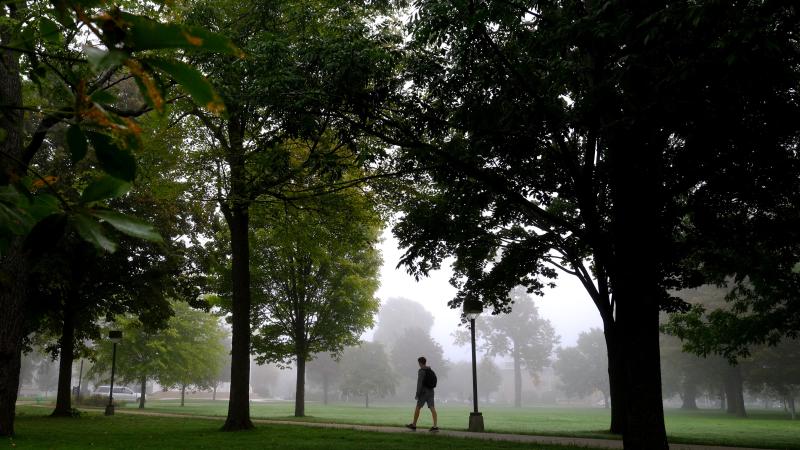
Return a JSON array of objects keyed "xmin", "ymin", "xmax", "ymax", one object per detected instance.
[
  {"xmin": 9, "ymin": 406, "xmax": 575, "ymax": 450},
  {"xmin": 117, "ymin": 400, "xmax": 800, "ymax": 449}
]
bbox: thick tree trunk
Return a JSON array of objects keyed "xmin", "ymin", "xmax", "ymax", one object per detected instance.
[
  {"xmin": 295, "ymin": 356, "xmax": 306, "ymax": 417},
  {"xmin": 221, "ymin": 112, "xmax": 254, "ymax": 431},
  {"xmin": 724, "ymin": 365, "xmax": 746, "ymax": 417},
  {"xmin": 604, "ymin": 328, "xmax": 626, "ymax": 434},
  {"xmin": 139, "ymin": 378, "xmax": 146, "ymax": 409},
  {"xmin": 0, "ymin": 5, "xmax": 26, "ymax": 437},
  {"xmin": 513, "ymin": 348, "xmax": 522, "ymax": 408},
  {"xmin": 608, "ymin": 131, "xmax": 669, "ymax": 449},
  {"xmin": 181, "ymin": 384, "xmax": 186, "ymax": 407},
  {"xmin": 52, "ymin": 303, "xmax": 76, "ymax": 416},
  {"xmin": 603, "ymin": 391, "xmax": 609, "ymax": 409},
  {"xmin": 365, "ymin": 392, "xmax": 369, "ymax": 408},
  {"xmin": 788, "ymin": 397, "xmax": 796, "ymax": 420},
  {"xmin": 221, "ymin": 199, "xmax": 254, "ymax": 430},
  {"xmin": 213, "ymin": 385, "xmax": 217, "ymax": 401}
]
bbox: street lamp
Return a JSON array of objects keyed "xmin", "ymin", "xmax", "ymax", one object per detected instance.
[
  {"xmin": 105, "ymin": 330, "xmax": 122, "ymax": 416},
  {"xmin": 463, "ymin": 296, "xmax": 484, "ymax": 432}
]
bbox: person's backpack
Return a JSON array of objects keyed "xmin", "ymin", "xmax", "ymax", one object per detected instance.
[{"xmin": 423, "ymin": 367, "xmax": 437, "ymax": 389}]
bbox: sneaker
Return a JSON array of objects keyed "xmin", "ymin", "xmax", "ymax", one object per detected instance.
[
  {"xmin": 429, "ymin": 426, "xmax": 439, "ymax": 432},
  {"xmin": 405, "ymin": 424, "xmax": 417, "ymax": 431}
]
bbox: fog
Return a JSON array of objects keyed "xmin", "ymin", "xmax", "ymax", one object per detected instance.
[
  {"xmin": 370, "ymin": 230, "xmax": 603, "ymax": 362},
  {"xmin": 18, "ymin": 230, "xmax": 795, "ymax": 414}
]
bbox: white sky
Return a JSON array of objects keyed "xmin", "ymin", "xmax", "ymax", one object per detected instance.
[{"xmin": 368, "ymin": 230, "xmax": 603, "ymax": 362}]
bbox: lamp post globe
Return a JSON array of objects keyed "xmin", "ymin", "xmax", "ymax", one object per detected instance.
[
  {"xmin": 105, "ymin": 330, "xmax": 122, "ymax": 416},
  {"xmin": 462, "ymin": 297, "xmax": 484, "ymax": 432}
]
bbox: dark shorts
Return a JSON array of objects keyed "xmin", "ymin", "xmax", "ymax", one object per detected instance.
[{"xmin": 416, "ymin": 388, "xmax": 435, "ymax": 408}]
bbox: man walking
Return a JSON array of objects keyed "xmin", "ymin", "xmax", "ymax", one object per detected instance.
[{"xmin": 406, "ymin": 356, "xmax": 439, "ymax": 431}]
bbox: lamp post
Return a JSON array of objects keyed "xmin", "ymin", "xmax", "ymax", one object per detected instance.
[
  {"xmin": 463, "ymin": 296, "xmax": 484, "ymax": 432},
  {"xmin": 105, "ymin": 330, "xmax": 122, "ymax": 416}
]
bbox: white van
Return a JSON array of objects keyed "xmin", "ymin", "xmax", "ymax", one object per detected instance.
[{"xmin": 92, "ymin": 386, "xmax": 140, "ymax": 401}]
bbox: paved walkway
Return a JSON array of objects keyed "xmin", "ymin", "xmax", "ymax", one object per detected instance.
[{"xmin": 100, "ymin": 408, "xmax": 773, "ymax": 450}]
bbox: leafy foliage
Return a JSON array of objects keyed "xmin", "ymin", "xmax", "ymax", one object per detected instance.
[
  {"xmin": 247, "ymin": 191, "xmax": 382, "ymax": 367},
  {"xmin": 90, "ymin": 302, "xmax": 227, "ymax": 394},
  {"xmin": 339, "ymin": 342, "xmax": 396, "ymax": 406},
  {"xmin": 554, "ymin": 329, "xmax": 609, "ymax": 404}
]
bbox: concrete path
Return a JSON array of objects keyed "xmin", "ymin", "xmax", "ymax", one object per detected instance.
[{"xmin": 102, "ymin": 408, "xmax": 775, "ymax": 450}]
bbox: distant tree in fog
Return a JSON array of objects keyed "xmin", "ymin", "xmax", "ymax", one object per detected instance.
[
  {"xmin": 477, "ymin": 358, "xmax": 502, "ymax": 402},
  {"xmin": 35, "ymin": 358, "xmax": 59, "ymax": 397},
  {"xmin": 307, "ymin": 353, "xmax": 342, "ymax": 405},
  {"xmin": 663, "ymin": 285, "xmax": 750, "ymax": 417},
  {"xmin": 440, "ymin": 358, "xmax": 501, "ymax": 403},
  {"xmin": 91, "ymin": 302, "xmax": 227, "ymax": 408},
  {"xmin": 373, "ymin": 298, "xmax": 435, "ymax": 351},
  {"xmin": 340, "ymin": 343, "xmax": 396, "ymax": 408},
  {"xmin": 659, "ymin": 332, "xmax": 729, "ymax": 410},
  {"xmin": 744, "ymin": 339, "xmax": 800, "ymax": 419},
  {"xmin": 455, "ymin": 287, "xmax": 558, "ymax": 407},
  {"xmin": 554, "ymin": 328, "xmax": 609, "ymax": 408},
  {"xmin": 390, "ymin": 328, "xmax": 448, "ymax": 384}
]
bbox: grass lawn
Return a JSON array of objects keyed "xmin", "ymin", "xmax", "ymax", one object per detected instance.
[
  {"xmin": 9, "ymin": 406, "xmax": 576, "ymax": 450},
  {"xmin": 118, "ymin": 400, "xmax": 800, "ymax": 449}
]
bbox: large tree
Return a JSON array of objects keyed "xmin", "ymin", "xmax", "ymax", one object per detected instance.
[
  {"xmin": 377, "ymin": 1, "xmax": 800, "ymax": 445},
  {"xmin": 181, "ymin": 0, "xmax": 400, "ymax": 429},
  {"xmin": 455, "ymin": 287, "xmax": 558, "ymax": 407},
  {"xmin": 0, "ymin": 0, "xmax": 236, "ymax": 435},
  {"xmin": 247, "ymin": 191, "xmax": 382, "ymax": 417}
]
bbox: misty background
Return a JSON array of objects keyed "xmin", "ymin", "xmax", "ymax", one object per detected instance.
[{"xmin": 18, "ymin": 229, "xmax": 797, "ymax": 417}]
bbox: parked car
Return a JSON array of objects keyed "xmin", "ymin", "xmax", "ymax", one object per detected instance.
[{"xmin": 92, "ymin": 386, "xmax": 140, "ymax": 401}]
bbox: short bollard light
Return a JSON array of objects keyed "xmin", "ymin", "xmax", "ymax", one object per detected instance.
[
  {"xmin": 105, "ymin": 330, "xmax": 122, "ymax": 416},
  {"xmin": 463, "ymin": 296, "xmax": 484, "ymax": 432}
]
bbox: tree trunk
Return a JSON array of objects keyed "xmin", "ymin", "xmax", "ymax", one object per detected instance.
[
  {"xmin": 604, "ymin": 327, "xmax": 626, "ymax": 434},
  {"xmin": 724, "ymin": 365, "xmax": 746, "ymax": 417},
  {"xmin": 52, "ymin": 303, "xmax": 76, "ymax": 416},
  {"xmin": 295, "ymin": 356, "xmax": 306, "ymax": 417},
  {"xmin": 680, "ymin": 375, "xmax": 698, "ymax": 410},
  {"xmin": 213, "ymin": 384, "xmax": 217, "ymax": 401},
  {"xmin": 365, "ymin": 392, "xmax": 369, "ymax": 408},
  {"xmin": 788, "ymin": 397, "xmax": 796, "ymax": 420},
  {"xmin": 181, "ymin": 384, "xmax": 186, "ymax": 407},
  {"xmin": 603, "ymin": 391, "xmax": 609, "ymax": 409},
  {"xmin": 322, "ymin": 374, "xmax": 329, "ymax": 406},
  {"xmin": 221, "ymin": 175, "xmax": 254, "ymax": 430},
  {"xmin": 608, "ymin": 130, "xmax": 669, "ymax": 449},
  {"xmin": 0, "ymin": 4, "xmax": 26, "ymax": 437},
  {"xmin": 512, "ymin": 347, "xmax": 522, "ymax": 408},
  {"xmin": 139, "ymin": 377, "xmax": 146, "ymax": 409}
]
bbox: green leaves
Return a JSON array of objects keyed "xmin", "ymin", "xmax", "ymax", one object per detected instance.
[
  {"xmin": 145, "ymin": 58, "xmax": 225, "ymax": 115},
  {"xmin": 70, "ymin": 209, "xmax": 163, "ymax": 253},
  {"xmin": 83, "ymin": 47, "xmax": 128, "ymax": 72},
  {"xmin": 39, "ymin": 17, "xmax": 63, "ymax": 45},
  {"xmin": 91, "ymin": 210, "xmax": 162, "ymax": 243},
  {"xmin": 72, "ymin": 213, "xmax": 117, "ymax": 253},
  {"xmin": 80, "ymin": 176, "xmax": 131, "ymax": 204},
  {"xmin": 66, "ymin": 124, "xmax": 88, "ymax": 163},
  {"xmin": 119, "ymin": 12, "xmax": 243, "ymax": 57},
  {"xmin": 86, "ymin": 132, "xmax": 136, "ymax": 182}
]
